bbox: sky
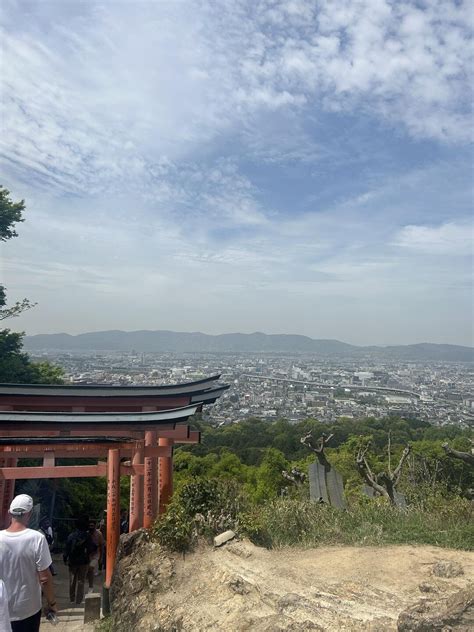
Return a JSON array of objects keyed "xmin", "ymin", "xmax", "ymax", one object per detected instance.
[{"xmin": 0, "ymin": 0, "xmax": 473, "ymax": 346}]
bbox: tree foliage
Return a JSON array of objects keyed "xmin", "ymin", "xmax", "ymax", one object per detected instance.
[
  {"xmin": 0, "ymin": 186, "xmax": 63, "ymax": 382},
  {"xmin": 0, "ymin": 329, "xmax": 64, "ymax": 383},
  {"xmin": 0, "ymin": 185, "xmax": 24, "ymax": 241}
]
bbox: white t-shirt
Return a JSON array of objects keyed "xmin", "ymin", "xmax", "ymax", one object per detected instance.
[
  {"xmin": 0, "ymin": 528, "xmax": 52, "ymax": 621},
  {"xmin": 0, "ymin": 580, "xmax": 12, "ymax": 632}
]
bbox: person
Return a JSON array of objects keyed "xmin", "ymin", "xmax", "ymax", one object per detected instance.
[
  {"xmin": 38, "ymin": 517, "xmax": 56, "ymax": 576},
  {"xmin": 119, "ymin": 509, "xmax": 129, "ymax": 534},
  {"xmin": 0, "ymin": 494, "xmax": 57, "ymax": 632},
  {"xmin": 98, "ymin": 515, "xmax": 106, "ymax": 572},
  {"xmin": 86, "ymin": 519, "xmax": 104, "ymax": 593},
  {"xmin": 63, "ymin": 516, "xmax": 97, "ymax": 605}
]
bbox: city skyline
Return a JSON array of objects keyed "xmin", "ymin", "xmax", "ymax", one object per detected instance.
[{"xmin": 1, "ymin": 1, "xmax": 473, "ymax": 346}]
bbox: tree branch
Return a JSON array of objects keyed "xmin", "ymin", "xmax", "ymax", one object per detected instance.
[
  {"xmin": 301, "ymin": 432, "xmax": 334, "ymax": 469},
  {"xmin": 356, "ymin": 443, "xmax": 389, "ymax": 499},
  {"xmin": 392, "ymin": 444, "xmax": 411, "ymax": 486},
  {"xmin": 442, "ymin": 443, "xmax": 474, "ymax": 467}
]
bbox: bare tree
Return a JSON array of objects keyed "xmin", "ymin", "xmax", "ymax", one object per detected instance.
[
  {"xmin": 356, "ymin": 440, "xmax": 411, "ymax": 505},
  {"xmin": 281, "ymin": 467, "xmax": 307, "ymax": 486},
  {"xmin": 442, "ymin": 441, "xmax": 474, "ymax": 467},
  {"xmin": 300, "ymin": 432, "xmax": 334, "ymax": 470}
]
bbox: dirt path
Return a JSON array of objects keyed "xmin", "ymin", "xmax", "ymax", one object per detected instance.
[
  {"xmin": 112, "ymin": 537, "xmax": 474, "ymax": 631},
  {"xmin": 40, "ymin": 556, "xmax": 102, "ymax": 632}
]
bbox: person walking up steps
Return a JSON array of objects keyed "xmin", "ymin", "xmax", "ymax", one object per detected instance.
[
  {"xmin": 86, "ymin": 519, "xmax": 103, "ymax": 593},
  {"xmin": 0, "ymin": 494, "xmax": 57, "ymax": 632},
  {"xmin": 63, "ymin": 516, "xmax": 97, "ymax": 605}
]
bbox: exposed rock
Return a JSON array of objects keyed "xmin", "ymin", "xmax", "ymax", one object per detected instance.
[
  {"xmin": 214, "ymin": 529, "xmax": 236, "ymax": 547},
  {"xmin": 228, "ymin": 575, "xmax": 254, "ymax": 595},
  {"xmin": 397, "ymin": 585, "xmax": 474, "ymax": 631},
  {"xmin": 432, "ymin": 560, "xmax": 464, "ymax": 578},
  {"xmin": 419, "ymin": 582, "xmax": 439, "ymax": 593},
  {"xmin": 109, "ymin": 538, "xmax": 474, "ymax": 632}
]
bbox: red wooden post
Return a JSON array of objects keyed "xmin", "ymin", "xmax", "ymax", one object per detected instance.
[
  {"xmin": 129, "ymin": 441, "xmax": 144, "ymax": 532},
  {"xmin": 105, "ymin": 448, "xmax": 120, "ymax": 588},
  {"xmin": 1, "ymin": 458, "xmax": 16, "ymax": 528},
  {"xmin": 158, "ymin": 438, "xmax": 173, "ymax": 515},
  {"xmin": 0, "ymin": 458, "xmax": 6, "ymax": 529},
  {"xmin": 143, "ymin": 430, "xmax": 157, "ymax": 528}
]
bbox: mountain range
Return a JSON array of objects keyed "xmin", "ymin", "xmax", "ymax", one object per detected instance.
[{"xmin": 24, "ymin": 330, "xmax": 474, "ymax": 361}]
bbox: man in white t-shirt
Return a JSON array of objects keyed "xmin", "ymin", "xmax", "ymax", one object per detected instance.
[{"xmin": 0, "ymin": 494, "xmax": 57, "ymax": 632}]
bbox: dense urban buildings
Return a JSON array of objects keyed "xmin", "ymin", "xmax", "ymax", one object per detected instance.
[{"xmin": 28, "ymin": 351, "xmax": 473, "ymax": 428}]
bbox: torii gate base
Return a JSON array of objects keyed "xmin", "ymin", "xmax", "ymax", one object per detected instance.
[{"xmin": 0, "ymin": 425, "xmax": 201, "ymax": 597}]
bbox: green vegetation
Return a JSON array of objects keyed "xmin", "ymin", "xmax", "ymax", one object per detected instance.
[
  {"xmin": 153, "ymin": 416, "xmax": 473, "ymax": 553},
  {"xmin": 0, "ymin": 329, "xmax": 64, "ymax": 383},
  {"xmin": 95, "ymin": 616, "xmax": 113, "ymax": 632},
  {"xmin": 0, "ymin": 185, "xmax": 64, "ymax": 383},
  {"xmin": 242, "ymin": 495, "xmax": 473, "ymax": 550}
]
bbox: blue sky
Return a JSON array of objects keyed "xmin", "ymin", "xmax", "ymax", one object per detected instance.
[{"xmin": 1, "ymin": 0, "xmax": 473, "ymax": 345}]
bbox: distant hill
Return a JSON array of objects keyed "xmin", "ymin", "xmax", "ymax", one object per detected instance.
[{"xmin": 23, "ymin": 330, "xmax": 474, "ymax": 361}]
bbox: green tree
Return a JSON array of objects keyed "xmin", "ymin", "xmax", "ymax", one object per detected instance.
[
  {"xmin": 0, "ymin": 329, "xmax": 64, "ymax": 383},
  {"xmin": 0, "ymin": 185, "xmax": 63, "ymax": 383},
  {"xmin": 0, "ymin": 186, "xmax": 36, "ymax": 320},
  {"xmin": 0, "ymin": 185, "xmax": 24, "ymax": 241},
  {"xmin": 253, "ymin": 448, "xmax": 289, "ymax": 503}
]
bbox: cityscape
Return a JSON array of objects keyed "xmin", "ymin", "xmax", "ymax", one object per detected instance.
[{"xmin": 29, "ymin": 350, "xmax": 474, "ymax": 428}]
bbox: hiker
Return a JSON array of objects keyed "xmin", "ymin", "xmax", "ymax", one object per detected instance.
[
  {"xmin": 38, "ymin": 516, "xmax": 56, "ymax": 576},
  {"xmin": 63, "ymin": 515, "xmax": 97, "ymax": 605},
  {"xmin": 119, "ymin": 508, "xmax": 129, "ymax": 534},
  {"xmin": 87, "ymin": 519, "xmax": 104, "ymax": 593},
  {"xmin": 0, "ymin": 494, "xmax": 57, "ymax": 632},
  {"xmin": 98, "ymin": 515, "xmax": 106, "ymax": 572}
]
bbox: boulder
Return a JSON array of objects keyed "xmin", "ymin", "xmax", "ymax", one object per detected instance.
[
  {"xmin": 397, "ymin": 585, "xmax": 474, "ymax": 631},
  {"xmin": 432, "ymin": 560, "xmax": 464, "ymax": 578}
]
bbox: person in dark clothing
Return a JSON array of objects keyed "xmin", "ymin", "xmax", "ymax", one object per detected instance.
[
  {"xmin": 119, "ymin": 509, "xmax": 129, "ymax": 534},
  {"xmin": 63, "ymin": 516, "xmax": 97, "ymax": 605},
  {"xmin": 39, "ymin": 517, "xmax": 56, "ymax": 576}
]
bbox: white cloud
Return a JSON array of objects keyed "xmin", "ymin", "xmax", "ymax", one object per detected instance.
[
  {"xmin": 1, "ymin": 1, "xmax": 472, "ymax": 343},
  {"xmin": 1, "ymin": 0, "xmax": 472, "ymax": 197},
  {"xmin": 394, "ymin": 221, "xmax": 474, "ymax": 255}
]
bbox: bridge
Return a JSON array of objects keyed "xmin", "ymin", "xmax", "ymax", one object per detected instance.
[{"xmin": 239, "ymin": 374, "xmax": 421, "ymax": 399}]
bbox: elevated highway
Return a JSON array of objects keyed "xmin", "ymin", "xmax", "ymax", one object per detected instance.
[{"xmin": 239, "ymin": 374, "xmax": 421, "ymax": 399}]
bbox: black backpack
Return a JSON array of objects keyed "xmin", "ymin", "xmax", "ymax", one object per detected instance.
[{"xmin": 68, "ymin": 531, "xmax": 97, "ymax": 566}]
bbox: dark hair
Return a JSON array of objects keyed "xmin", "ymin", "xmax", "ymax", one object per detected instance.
[{"xmin": 76, "ymin": 515, "xmax": 89, "ymax": 531}]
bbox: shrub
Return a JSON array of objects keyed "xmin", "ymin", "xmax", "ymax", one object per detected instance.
[{"xmin": 153, "ymin": 478, "xmax": 244, "ymax": 552}]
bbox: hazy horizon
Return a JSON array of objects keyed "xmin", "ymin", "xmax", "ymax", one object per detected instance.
[
  {"xmin": 25, "ymin": 327, "xmax": 473, "ymax": 349},
  {"xmin": 2, "ymin": 1, "xmax": 473, "ymax": 347}
]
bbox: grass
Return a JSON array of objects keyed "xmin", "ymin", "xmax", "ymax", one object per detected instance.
[
  {"xmin": 94, "ymin": 616, "xmax": 113, "ymax": 632},
  {"xmin": 240, "ymin": 496, "xmax": 474, "ymax": 550}
]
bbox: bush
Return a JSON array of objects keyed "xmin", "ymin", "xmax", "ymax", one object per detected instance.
[{"xmin": 153, "ymin": 478, "xmax": 244, "ymax": 552}]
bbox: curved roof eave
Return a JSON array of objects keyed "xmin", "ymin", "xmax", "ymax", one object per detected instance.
[
  {"xmin": 0, "ymin": 404, "xmax": 199, "ymax": 425},
  {"xmin": 0, "ymin": 375, "xmax": 222, "ymax": 397}
]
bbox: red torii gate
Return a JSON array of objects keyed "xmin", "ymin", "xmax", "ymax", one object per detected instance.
[{"xmin": 0, "ymin": 377, "xmax": 228, "ymax": 593}]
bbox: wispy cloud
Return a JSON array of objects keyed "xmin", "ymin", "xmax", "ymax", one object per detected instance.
[
  {"xmin": 394, "ymin": 221, "xmax": 474, "ymax": 256},
  {"xmin": 1, "ymin": 0, "xmax": 472, "ymax": 344}
]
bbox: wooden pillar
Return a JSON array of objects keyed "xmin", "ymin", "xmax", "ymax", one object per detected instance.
[
  {"xmin": 129, "ymin": 441, "xmax": 144, "ymax": 532},
  {"xmin": 0, "ymin": 458, "xmax": 6, "ymax": 529},
  {"xmin": 1, "ymin": 458, "xmax": 16, "ymax": 529},
  {"xmin": 158, "ymin": 438, "xmax": 173, "ymax": 515},
  {"xmin": 105, "ymin": 448, "xmax": 120, "ymax": 588},
  {"xmin": 143, "ymin": 430, "xmax": 157, "ymax": 529}
]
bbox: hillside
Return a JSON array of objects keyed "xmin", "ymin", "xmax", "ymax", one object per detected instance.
[
  {"xmin": 110, "ymin": 533, "xmax": 474, "ymax": 631},
  {"xmin": 24, "ymin": 329, "xmax": 474, "ymax": 361}
]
